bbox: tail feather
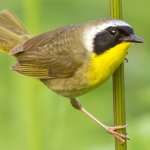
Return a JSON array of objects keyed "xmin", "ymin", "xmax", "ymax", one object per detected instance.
[
  {"xmin": 0, "ymin": 10, "xmax": 31, "ymax": 53},
  {"xmin": 0, "ymin": 26, "xmax": 25, "ymax": 52}
]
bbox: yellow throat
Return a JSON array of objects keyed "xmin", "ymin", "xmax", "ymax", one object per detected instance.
[{"xmin": 87, "ymin": 42, "xmax": 131, "ymax": 86}]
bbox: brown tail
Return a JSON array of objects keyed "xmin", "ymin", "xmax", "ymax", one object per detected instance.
[{"xmin": 0, "ymin": 10, "xmax": 31, "ymax": 53}]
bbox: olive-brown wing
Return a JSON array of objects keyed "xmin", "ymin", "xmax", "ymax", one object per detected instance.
[{"xmin": 10, "ymin": 26, "xmax": 84, "ymax": 79}]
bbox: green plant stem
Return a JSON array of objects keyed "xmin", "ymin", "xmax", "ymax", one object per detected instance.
[
  {"xmin": 110, "ymin": 0, "xmax": 127, "ymax": 150},
  {"xmin": 23, "ymin": 0, "xmax": 41, "ymax": 34},
  {"xmin": 22, "ymin": 1, "xmax": 43, "ymax": 150}
]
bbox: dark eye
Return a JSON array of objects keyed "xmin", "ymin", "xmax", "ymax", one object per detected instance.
[{"xmin": 108, "ymin": 27, "xmax": 118, "ymax": 36}]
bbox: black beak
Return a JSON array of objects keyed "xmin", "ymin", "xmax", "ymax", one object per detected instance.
[{"xmin": 120, "ymin": 34, "xmax": 143, "ymax": 43}]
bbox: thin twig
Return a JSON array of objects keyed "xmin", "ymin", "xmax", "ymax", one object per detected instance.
[{"xmin": 110, "ymin": 0, "xmax": 127, "ymax": 150}]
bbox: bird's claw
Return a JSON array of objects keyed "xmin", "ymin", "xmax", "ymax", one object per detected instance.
[{"xmin": 105, "ymin": 125, "xmax": 130, "ymax": 143}]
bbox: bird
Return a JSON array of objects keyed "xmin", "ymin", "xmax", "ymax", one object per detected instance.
[{"xmin": 0, "ymin": 10, "xmax": 143, "ymax": 143}]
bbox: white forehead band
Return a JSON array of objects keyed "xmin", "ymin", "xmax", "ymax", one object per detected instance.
[{"xmin": 83, "ymin": 20, "xmax": 131, "ymax": 52}]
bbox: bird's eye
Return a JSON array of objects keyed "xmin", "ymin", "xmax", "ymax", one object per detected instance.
[{"xmin": 108, "ymin": 27, "xmax": 118, "ymax": 36}]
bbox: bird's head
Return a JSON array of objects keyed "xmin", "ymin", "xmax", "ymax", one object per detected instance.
[{"xmin": 83, "ymin": 19, "xmax": 143, "ymax": 55}]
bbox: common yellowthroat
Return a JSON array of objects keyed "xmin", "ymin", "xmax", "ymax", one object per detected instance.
[{"xmin": 0, "ymin": 10, "xmax": 143, "ymax": 142}]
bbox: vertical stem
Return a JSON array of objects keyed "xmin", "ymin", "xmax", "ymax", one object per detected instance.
[
  {"xmin": 23, "ymin": 0, "xmax": 41, "ymax": 34},
  {"xmin": 110, "ymin": 0, "xmax": 127, "ymax": 150},
  {"xmin": 22, "ymin": 1, "xmax": 43, "ymax": 150}
]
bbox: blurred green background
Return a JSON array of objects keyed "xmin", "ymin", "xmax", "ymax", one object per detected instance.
[{"xmin": 0, "ymin": 0, "xmax": 149, "ymax": 150}]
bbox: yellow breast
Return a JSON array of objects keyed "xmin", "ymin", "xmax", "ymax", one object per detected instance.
[{"xmin": 86, "ymin": 42, "xmax": 131, "ymax": 87}]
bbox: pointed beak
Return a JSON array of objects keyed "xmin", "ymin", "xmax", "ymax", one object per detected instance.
[{"xmin": 120, "ymin": 34, "xmax": 143, "ymax": 43}]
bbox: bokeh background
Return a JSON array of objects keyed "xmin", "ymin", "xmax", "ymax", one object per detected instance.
[{"xmin": 0, "ymin": 0, "xmax": 149, "ymax": 150}]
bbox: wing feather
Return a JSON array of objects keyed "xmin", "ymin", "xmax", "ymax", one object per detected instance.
[{"xmin": 10, "ymin": 25, "xmax": 85, "ymax": 78}]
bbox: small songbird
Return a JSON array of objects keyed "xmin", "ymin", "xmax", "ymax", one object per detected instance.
[{"xmin": 0, "ymin": 10, "xmax": 143, "ymax": 142}]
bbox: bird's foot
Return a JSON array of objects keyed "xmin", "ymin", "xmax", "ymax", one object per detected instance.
[
  {"xmin": 70, "ymin": 98, "xmax": 130, "ymax": 143},
  {"xmin": 105, "ymin": 125, "xmax": 130, "ymax": 143}
]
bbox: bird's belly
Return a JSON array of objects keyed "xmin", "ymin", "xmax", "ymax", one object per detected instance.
[
  {"xmin": 40, "ymin": 60, "xmax": 119, "ymax": 98},
  {"xmin": 40, "ymin": 65, "xmax": 112, "ymax": 98},
  {"xmin": 40, "ymin": 72, "xmax": 92, "ymax": 98}
]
